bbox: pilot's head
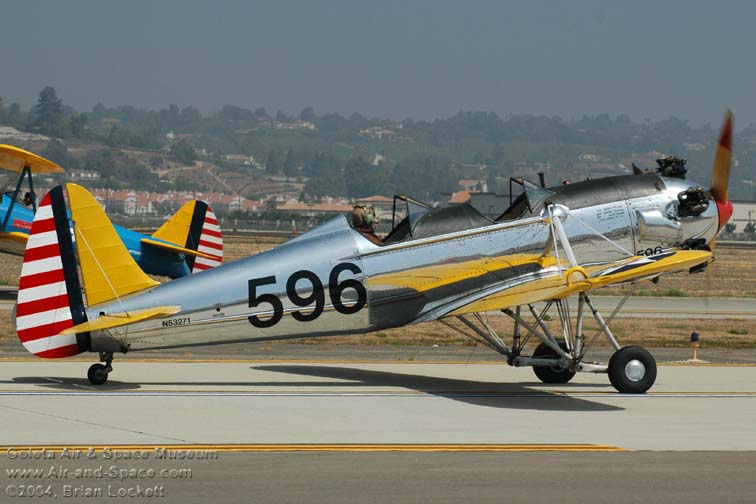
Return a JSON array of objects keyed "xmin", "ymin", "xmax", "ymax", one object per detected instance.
[
  {"xmin": 352, "ymin": 205, "xmax": 377, "ymax": 231},
  {"xmin": 23, "ymin": 192, "xmax": 34, "ymax": 207}
]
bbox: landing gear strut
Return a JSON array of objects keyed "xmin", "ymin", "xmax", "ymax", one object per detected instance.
[
  {"xmin": 443, "ymin": 291, "xmax": 657, "ymax": 393},
  {"xmin": 87, "ymin": 352, "xmax": 113, "ymax": 385}
]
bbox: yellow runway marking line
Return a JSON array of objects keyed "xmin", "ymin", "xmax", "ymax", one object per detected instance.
[
  {"xmin": 0, "ymin": 444, "xmax": 628, "ymax": 453},
  {"xmin": 660, "ymin": 362, "xmax": 756, "ymax": 367}
]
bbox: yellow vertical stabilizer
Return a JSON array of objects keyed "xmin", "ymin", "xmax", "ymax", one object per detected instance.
[
  {"xmin": 67, "ymin": 183, "xmax": 159, "ymax": 306},
  {"xmin": 151, "ymin": 200, "xmax": 196, "ymax": 245}
]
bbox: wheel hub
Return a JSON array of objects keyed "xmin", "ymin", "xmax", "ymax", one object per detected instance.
[{"xmin": 625, "ymin": 359, "xmax": 646, "ymax": 382}]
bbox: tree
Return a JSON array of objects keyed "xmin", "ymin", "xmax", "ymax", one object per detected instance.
[
  {"xmin": 283, "ymin": 149, "xmax": 298, "ymax": 177},
  {"xmin": 42, "ymin": 139, "xmax": 70, "ymax": 167},
  {"xmin": 106, "ymin": 125, "xmax": 126, "ymax": 147},
  {"xmin": 30, "ymin": 86, "xmax": 64, "ymax": 136},
  {"xmin": 254, "ymin": 107, "xmax": 270, "ymax": 120},
  {"xmin": 92, "ymin": 102, "xmax": 106, "ymax": 120},
  {"xmin": 66, "ymin": 113, "xmax": 88, "ymax": 138},
  {"xmin": 344, "ymin": 156, "xmax": 390, "ymax": 198},
  {"xmin": 300, "ymin": 106, "xmax": 316, "ymax": 122},
  {"xmin": 6, "ymin": 103, "xmax": 24, "ymax": 127},
  {"xmin": 180, "ymin": 106, "xmax": 202, "ymax": 124},
  {"xmin": 304, "ymin": 153, "xmax": 345, "ymax": 197},
  {"xmin": 276, "ymin": 109, "xmax": 289, "ymax": 122},
  {"xmin": 266, "ymin": 149, "xmax": 281, "ymax": 174},
  {"xmin": 170, "ymin": 139, "xmax": 197, "ymax": 165},
  {"xmin": 219, "ymin": 106, "xmax": 254, "ymax": 121}
]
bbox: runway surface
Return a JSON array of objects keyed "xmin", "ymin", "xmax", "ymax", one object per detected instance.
[
  {"xmin": 0, "ymin": 360, "xmax": 755, "ymax": 450},
  {"xmin": 2, "ymin": 451, "xmax": 755, "ymax": 504},
  {"xmin": 2, "ymin": 360, "xmax": 756, "ymax": 502}
]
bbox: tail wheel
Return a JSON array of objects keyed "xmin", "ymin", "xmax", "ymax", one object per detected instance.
[
  {"xmin": 532, "ymin": 340, "xmax": 576, "ymax": 384},
  {"xmin": 608, "ymin": 346, "xmax": 657, "ymax": 394},
  {"xmin": 87, "ymin": 363, "xmax": 109, "ymax": 385}
]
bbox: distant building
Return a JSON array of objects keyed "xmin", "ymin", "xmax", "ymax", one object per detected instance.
[
  {"xmin": 447, "ymin": 190, "xmax": 472, "ymax": 205},
  {"xmin": 457, "ymin": 178, "xmax": 488, "ymax": 192},
  {"xmin": 67, "ymin": 170, "xmax": 101, "ymax": 180},
  {"xmin": 276, "ymin": 201, "xmax": 352, "ymax": 217}
]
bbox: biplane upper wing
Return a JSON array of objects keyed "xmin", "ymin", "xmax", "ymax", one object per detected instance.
[{"xmin": 0, "ymin": 144, "xmax": 64, "ymax": 174}]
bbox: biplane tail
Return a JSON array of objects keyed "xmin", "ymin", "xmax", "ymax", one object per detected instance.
[
  {"xmin": 16, "ymin": 184, "xmax": 161, "ymax": 358},
  {"xmin": 148, "ymin": 200, "xmax": 223, "ymax": 273}
]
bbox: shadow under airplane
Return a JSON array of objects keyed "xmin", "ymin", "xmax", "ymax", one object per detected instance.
[{"xmin": 8, "ymin": 364, "xmax": 622, "ymax": 412}]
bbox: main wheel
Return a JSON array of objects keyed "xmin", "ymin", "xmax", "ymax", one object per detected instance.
[
  {"xmin": 532, "ymin": 340, "xmax": 576, "ymax": 384},
  {"xmin": 87, "ymin": 363, "xmax": 109, "ymax": 385},
  {"xmin": 608, "ymin": 346, "xmax": 656, "ymax": 394}
]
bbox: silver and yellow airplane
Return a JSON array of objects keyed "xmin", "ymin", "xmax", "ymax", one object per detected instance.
[{"xmin": 13, "ymin": 112, "xmax": 735, "ymax": 393}]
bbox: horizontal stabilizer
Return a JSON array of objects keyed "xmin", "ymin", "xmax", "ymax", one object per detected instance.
[
  {"xmin": 0, "ymin": 231, "xmax": 29, "ymax": 245},
  {"xmin": 140, "ymin": 238, "xmax": 217, "ymax": 259},
  {"xmin": 60, "ymin": 306, "xmax": 182, "ymax": 335}
]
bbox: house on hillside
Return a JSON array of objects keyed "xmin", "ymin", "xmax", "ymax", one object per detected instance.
[{"xmin": 458, "ymin": 178, "xmax": 488, "ymax": 192}]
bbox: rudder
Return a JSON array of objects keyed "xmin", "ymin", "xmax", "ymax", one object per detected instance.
[
  {"xmin": 16, "ymin": 187, "xmax": 89, "ymax": 358},
  {"xmin": 187, "ymin": 204, "xmax": 223, "ymax": 273}
]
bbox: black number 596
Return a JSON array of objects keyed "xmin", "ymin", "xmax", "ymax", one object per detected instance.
[{"xmin": 247, "ymin": 263, "xmax": 367, "ymax": 328}]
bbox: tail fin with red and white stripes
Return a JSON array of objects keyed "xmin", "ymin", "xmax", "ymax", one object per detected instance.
[
  {"xmin": 186, "ymin": 204, "xmax": 223, "ymax": 273},
  {"xmin": 150, "ymin": 201, "xmax": 223, "ymax": 273},
  {"xmin": 15, "ymin": 186, "xmax": 89, "ymax": 358}
]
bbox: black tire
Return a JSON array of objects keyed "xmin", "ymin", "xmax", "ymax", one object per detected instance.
[
  {"xmin": 608, "ymin": 346, "xmax": 656, "ymax": 394},
  {"xmin": 532, "ymin": 340, "xmax": 576, "ymax": 384},
  {"xmin": 87, "ymin": 363, "xmax": 109, "ymax": 385}
]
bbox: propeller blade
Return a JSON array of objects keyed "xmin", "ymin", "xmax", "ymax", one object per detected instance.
[
  {"xmin": 710, "ymin": 110, "xmax": 734, "ymax": 237},
  {"xmin": 710, "ymin": 110, "xmax": 733, "ymax": 203}
]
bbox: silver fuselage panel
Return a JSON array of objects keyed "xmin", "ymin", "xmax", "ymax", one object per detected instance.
[{"xmin": 88, "ymin": 175, "xmax": 719, "ymax": 353}]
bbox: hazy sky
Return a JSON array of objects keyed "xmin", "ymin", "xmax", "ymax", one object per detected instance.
[{"xmin": 2, "ymin": 0, "xmax": 754, "ymax": 125}]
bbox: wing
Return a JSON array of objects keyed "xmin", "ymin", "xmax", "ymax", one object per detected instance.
[{"xmin": 415, "ymin": 249, "xmax": 711, "ymax": 322}]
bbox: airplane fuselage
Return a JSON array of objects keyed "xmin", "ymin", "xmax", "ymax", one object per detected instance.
[{"xmin": 86, "ymin": 174, "xmax": 720, "ymax": 355}]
